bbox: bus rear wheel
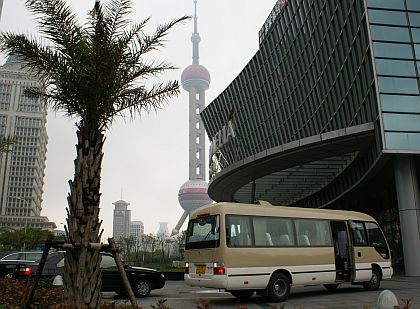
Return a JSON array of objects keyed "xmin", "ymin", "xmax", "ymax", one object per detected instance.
[
  {"xmin": 267, "ymin": 273, "xmax": 291, "ymax": 302},
  {"xmin": 230, "ymin": 290, "xmax": 254, "ymax": 299},
  {"xmin": 363, "ymin": 267, "xmax": 381, "ymax": 291}
]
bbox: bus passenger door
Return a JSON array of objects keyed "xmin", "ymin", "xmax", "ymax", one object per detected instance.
[
  {"xmin": 330, "ymin": 221, "xmax": 352, "ymax": 281},
  {"xmin": 349, "ymin": 221, "xmax": 373, "ymax": 282}
]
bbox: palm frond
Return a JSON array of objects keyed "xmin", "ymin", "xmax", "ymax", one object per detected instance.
[
  {"xmin": 103, "ymin": 0, "xmax": 133, "ymax": 39},
  {"xmin": 108, "ymin": 80, "xmax": 180, "ymax": 122},
  {"xmin": 0, "ymin": 32, "xmax": 67, "ymax": 81},
  {"xmin": 25, "ymin": 0, "xmax": 85, "ymax": 59},
  {"xmin": 137, "ymin": 16, "xmax": 190, "ymax": 56}
]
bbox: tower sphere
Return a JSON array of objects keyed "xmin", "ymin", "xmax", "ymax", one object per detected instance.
[
  {"xmin": 178, "ymin": 180, "xmax": 212, "ymax": 213},
  {"xmin": 181, "ymin": 64, "xmax": 210, "ymax": 92}
]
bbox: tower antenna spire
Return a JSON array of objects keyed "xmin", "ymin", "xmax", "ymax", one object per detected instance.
[
  {"xmin": 191, "ymin": 0, "xmax": 201, "ymax": 65},
  {"xmin": 194, "ymin": 0, "xmax": 198, "ymax": 34}
]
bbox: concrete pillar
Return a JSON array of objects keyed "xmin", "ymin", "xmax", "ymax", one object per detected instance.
[{"xmin": 394, "ymin": 156, "xmax": 420, "ymax": 276}]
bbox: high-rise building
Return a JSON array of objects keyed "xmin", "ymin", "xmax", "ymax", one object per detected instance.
[
  {"xmin": 130, "ymin": 220, "xmax": 144, "ymax": 249},
  {"xmin": 172, "ymin": 0, "xmax": 212, "ymax": 236},
  {"xmin": 157, "ymin": 222, "xmax": 169, "ymax": 239},
  {"xmin": 201, "ymin": 0, "xmax": 420, "ymax": 275},
  {"xmin": 0, "ymin": 55, "xmax": 55, "ymax": 230},
  {"xmin": 112, "ymin": 199, "xmax": 131, "ymax": 240},
  {"xmin": 0, "ymin": 0, "xmax": 3, "ymax": 23}
]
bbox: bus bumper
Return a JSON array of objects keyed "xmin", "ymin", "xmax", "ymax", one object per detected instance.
[{"xmin": 184, "ymin": 274, "xmax": 228, "ymax": 289}]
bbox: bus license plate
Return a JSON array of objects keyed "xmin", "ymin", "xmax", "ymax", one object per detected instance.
[{"xmin": 196, "ymin": 265, "xmax": 206, "ymax": 275}]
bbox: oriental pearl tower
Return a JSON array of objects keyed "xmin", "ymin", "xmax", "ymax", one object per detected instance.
[{"xmin": 171, "ymin": 0, "xmax": 212, "ymax": 236}]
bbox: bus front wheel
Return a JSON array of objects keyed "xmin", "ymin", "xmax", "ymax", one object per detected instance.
[
  {"xmin": 363, "ymin": 267, "xmax": 381, "ymax": 291},
  {"xmin": 267, "ymin": 273, "xmax": 291, "ymax": 302},
  {"xmin": 230, "ymin": 290, "xmax": 254, "ymax": 299}
]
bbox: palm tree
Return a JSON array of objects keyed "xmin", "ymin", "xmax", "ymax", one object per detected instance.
[{"xmin": 0, "ymin": 0, "xmax": 188, "ymax": 307}]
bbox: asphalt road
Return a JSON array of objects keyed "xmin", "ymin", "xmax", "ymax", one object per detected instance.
[{"xmin": 102, "ymin": 276, "xmax": 420, "ymax": 309}]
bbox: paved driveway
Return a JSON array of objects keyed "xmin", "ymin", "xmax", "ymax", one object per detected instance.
[{"xmin": 102, "ymin": 276, "xmax": 419, "ymax": 309}]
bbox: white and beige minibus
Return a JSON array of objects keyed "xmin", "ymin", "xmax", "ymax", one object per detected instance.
[{"xmin": 184, "ymin": 201, "xmax": 392, "ymax": 302}]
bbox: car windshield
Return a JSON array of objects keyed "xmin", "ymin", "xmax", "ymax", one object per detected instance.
[{"xmin": 186, "ymin": 215, "xmax": 220, "ymax": 249}]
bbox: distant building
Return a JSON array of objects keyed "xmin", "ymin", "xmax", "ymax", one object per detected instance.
[
  {"xmin": 157, "ymin": 222, "xmax": 169, "ymax": 239},
  {"xmin": 130, "ymin": 220, "xmax": 144, "ymax": 249},
  {"xmin": 0, "ymin": 55, "xmax": 55, "ymax": 231},
  {"xmin": 0, "ymin": 0, "xmax": 3, "ymax": 23},
  {"xmin": 112, "ymin": 199, "xmax": 131, "ymax": 240}
]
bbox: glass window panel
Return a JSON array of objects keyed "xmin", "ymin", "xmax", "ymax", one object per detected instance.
[
  {"xmin": 226, "ymin": 215, "xmax": 253, "ymax": 247},
  {"xmin": 367, "ymin": 0, "xmax": 405, "ymax": 10},
  {"xmin": 383, "ymin": 113, "xmax": 420, "ymax": 131},
  {"xmin": 365, "ymin": 222, "xmax": 390, "ymax": 259},
  {"xmin": 100, "ymin": 255, "xmax": 117, "ymax": 269},
  {"xmin": 373, "ymin": 42, "xmax": 413, "ymax": 59},
  {"xmin": 56, "ymin": 257, "xmax": 64, "ymax": 268},
  {"xmin": 295, "ymin": 219, "xmax": 332, "ymax": 247},
  {"xmin": 417, "ymin": 61, "xmax": 420, "ymax": 72},
  {"xmin": 375, "ymin": 59, "xmax": 416, "ymax": 76},
  {"xmin": 407, "ymin": 0, "xmax": 420, "ymax": 11},
  {"xmin": 252, "ymin": 217, "xmax": 295, "ymax": 246},
  {"xmin": 369, "ymin": 10, "xmax": 407, "ymax": 26},
  {"xmin": 186, "ymin": 215, "xmax": 220, "ymax": 249},
  {"xmin": 371, "ymin": 25, "xmax": 410, "ymax": 42},
  {"xmin": 413, "ymin": 29, "xmax": 420, "ymax": 43},
  {"xmin": 385, "ymin": 132, "xmax": 420, "ymax": 150},
  {"xmin": 350, "ymin": 222, "xmax": 368, "ymax": 246},
  {"xmin": 409, "ymin": 13, "xmax": 420, "ymax": 26},
  {"xmin": 381, "ymin": 94, "xmax": 420, "ymax": 113},
  {"xmin": 415, "ymin": 44, "xmax": 420, "ymax": 59},
  {"xmin": 378, "ymin": 77, "xmax": 419, "ymax": 94}
]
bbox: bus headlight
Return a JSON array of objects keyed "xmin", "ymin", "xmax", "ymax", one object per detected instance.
[
  {"xmin": 213, "ymin": 262, "xmax": 225, "ymax": 275},
  {"xmin": 184, "ymin": 262, "xmax": 189, "ymax": 274}
]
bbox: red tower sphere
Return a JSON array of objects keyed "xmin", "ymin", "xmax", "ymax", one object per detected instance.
[
  {"xmin": 181, "ymin": 64, "xmax": 211, "ymax": 92},
  {"xmin": 178, "ymin": 180, "xmax": 213, "ymax": 213}
]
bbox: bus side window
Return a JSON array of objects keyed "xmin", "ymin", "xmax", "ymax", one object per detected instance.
[{"xmin": 350, "ymin": 221, "xmax": 367, "ymax": 246}]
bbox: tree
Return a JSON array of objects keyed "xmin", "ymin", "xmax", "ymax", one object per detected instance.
[
  {"xmin": 0, "ymin": 227, "xmax": 53, "ymax": 250},
  {"xmin": 0, "ymin": 0, "xmax": 188, "ymax": 307},
  {"xmin": 0, "ymin": 136, "xmax": 14, "ymax": 153},
  {"xmin": 173, "ymin": 230, "xmax": 186, "ymax": 260}
]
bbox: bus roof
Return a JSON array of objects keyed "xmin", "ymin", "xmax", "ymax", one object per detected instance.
[{"xmin": 190, "ymin": 201, "xmax": 375, "ymax": 222}]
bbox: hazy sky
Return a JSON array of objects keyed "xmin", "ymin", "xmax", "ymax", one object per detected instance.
[{"xmin": 0, "ymin": 0, "xmax": 275, "ymax": 238}]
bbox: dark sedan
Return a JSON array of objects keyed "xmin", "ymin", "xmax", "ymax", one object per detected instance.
[
  {"xmin": 15, "ymin": 252, "xmax": 165, "ymax": 298},
  {"xmin": 0, "ymin": 251, "xmax": 43, "ymax": 277}
]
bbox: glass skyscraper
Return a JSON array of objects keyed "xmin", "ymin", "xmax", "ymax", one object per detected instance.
[{"xmin": 201, "ymin": 0, "xmax": 420, "ymax": 275}]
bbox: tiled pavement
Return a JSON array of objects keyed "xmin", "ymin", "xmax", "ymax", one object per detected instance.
[{"xmin": 103, "ymin": 276, "xmax": 420, "ymax": 309}]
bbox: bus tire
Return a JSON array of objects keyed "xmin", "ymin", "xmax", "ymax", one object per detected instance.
[
  {"xmin": 323, "ymin": 284, "xmax": 339, "ymax": 291},
  {"xmin": 267, "ymin": 273, "xmax": 291, "ymax": 302},
  {"xmin": 363, "ymin": 267, "xmax": 381, "ymax": 291},
  {"xmin": 230, "ymin": 290, "xmax": 254, "ymax": 299}
]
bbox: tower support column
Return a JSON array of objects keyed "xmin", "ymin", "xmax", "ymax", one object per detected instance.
[{"xmin": 394, "ymin": 156, "xmax": 420, "ymax": 276}]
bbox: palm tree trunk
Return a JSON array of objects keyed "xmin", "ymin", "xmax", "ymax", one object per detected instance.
[{"xmin": 63, "ymin": 126, "xmax": 104, "ymax": 308}]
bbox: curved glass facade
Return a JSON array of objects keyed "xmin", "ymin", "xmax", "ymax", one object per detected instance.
[{"xmin": 201, "ymin": 0, "xmax": 420, "ymax": 275}]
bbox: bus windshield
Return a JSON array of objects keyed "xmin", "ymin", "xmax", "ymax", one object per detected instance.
[{"xmin": 186, "ymin": 215, "xmax": 220, "ymax": 249}]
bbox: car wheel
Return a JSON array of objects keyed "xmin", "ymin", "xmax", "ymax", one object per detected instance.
[
  {"xmin": 133, "ymin": 279, "xmax": 151, "ymax": 298},
  {"xmin": 363, "ymin": 267, "xmax": 381, "ymax": 291},
  {"xmin": 230, "ymin": 290, "xmax": 254, "ymax": 299},
  {"xmin": 267, "ymin": 273, "xmax": 291, "ymax": 302},
  {"xmin": 323, "ymin": 284, "xmax": 339, "ymax": 291}
]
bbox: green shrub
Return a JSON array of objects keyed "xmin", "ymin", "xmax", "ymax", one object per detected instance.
[{"xmin": 0, "ymin": 277, "xmax": 62, "ymax": 308}]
